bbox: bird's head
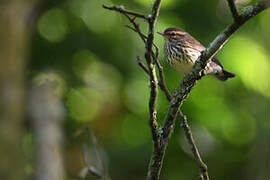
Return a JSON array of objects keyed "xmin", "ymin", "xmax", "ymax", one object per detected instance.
[{"xmin": 157, "ymin": 27, "xmax": 187, "ymax": 42}]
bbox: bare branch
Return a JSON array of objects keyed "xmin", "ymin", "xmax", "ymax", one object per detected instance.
[
  {"xmin": 160, "ymin": 1, "xmax": 269, "ymax": 179},
  {"xmin": 155, "ymin": 60, "xmax": 172, "ymax": 101},
  {"xmin": 103, "ymin": 1, "xmax": 204, "ymax": 179},
  {"xmin": 151, "ymin": 43, "xmax": 172, "ymax": 101},
  {"xmin": 104, "ymin": 1, "xmax": 270, "ymax": 180},
  {"xmin": 102, "ymin": 3, "xmax": 162, "ymax": 151},
  {"xmin": 124, "ymin": 21, "xmax": 147, "ymax": 43},
  {"xmin": 227, "ymin": 0, "xmax": 240, "ymax": 22},
  {"xmin": 163, "ymin": 0, "xmax": 270, "ymax": 139},
  {"xmin": 102, "ymin": 5, "xmax": 148, "ymax": 20},
  {"xmin": 137, "ymin": 54, "xmax": 172, "ymax": 103},
  {"xmin": 145, "ymin": 0, "xmax": 161, "ymax": 64},
  {"xmin": 103, "ymin": 3, "xmax": 172, "ymax": 104},
  {"xmin": 144, "ymin": 1, "xmax": 165, "ymax": 179},
  {"xmin": 137, "ymin": 56, "xmax": 150, "ymax": 75},
  {"xmin": 144, "ymin": 0, "xmax": 162, "ymax": 154},
  {"xmin": 179, "ymin": 112, "xmax": 209, "ymax": 180}
]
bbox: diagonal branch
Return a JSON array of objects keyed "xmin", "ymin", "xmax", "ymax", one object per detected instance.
[
  {"xmin": 137, "ymin": 56, "xmax": 150, "ymax": 75},
  {"xmin": 104, "ymin": 1, "xmax": 270, "ymax": 180},
  {"xmin": 160, "ymin": 1, "xmax": 270, "ymax": 179},
  {"xmin": 124, "ymin": 16, "xmax": 148, "ymax": 43},
  {"xmin": 163, "ymin": 0, "xmax": 270, "ymax": 141},
  {"xmin": 179, "ymin": 112, "xmax": 209, "ymax": 180}
]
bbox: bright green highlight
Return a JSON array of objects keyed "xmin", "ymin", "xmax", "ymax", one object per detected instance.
[
  {"xmin": 222, "ymin": 110, "xmax": 256, "ymax": 146},
  {"xmin": 222, "ymin": 36, "xmax": 270, "ymax": 97},
  {"xmin": 190, "ymin": 84, "xmax": 232, "ymax": 131},
  {"xmin": 260, "ymin": 12, "xmax": 270, "ymax": 35},
  {"xmin": 72, "ymin": 50, "xmax": 101, "ymax": 81},
  {"xmin": 66, "ymin": 87, "xmax": 102, "ymax": 122},
  {"xmin": 38, "ymin": 8, "xmax": 68, "ymax": 42},
  {"xmin": 189, "ymin": 80, "xmax": 256, "ymax": 146},
  {"xmin": 68, "ymin": 0, "xmax": 117, "ymax": 33},
  {"xmin": 72, "ymin": 49, "xmax": 121, "ymax": 100}
]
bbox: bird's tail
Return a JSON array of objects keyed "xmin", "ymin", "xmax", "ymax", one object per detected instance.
[{"xmin": 215, "ymin": 69, "xmax": 236, "ymax": 81}]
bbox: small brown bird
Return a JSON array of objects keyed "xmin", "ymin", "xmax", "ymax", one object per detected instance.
[{"xmin": 158, "ymin": 27, "xmax": 235, "ymax": 81}]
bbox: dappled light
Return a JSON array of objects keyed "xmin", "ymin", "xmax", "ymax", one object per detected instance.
[
  {"xmin": 66, "ymin": 87, "xmax": 102, "ymax": 122},
  {"xmin": 68, "ymin": 0, "xmax": 117, "ymax": 33},
  {"xmin": 222, "ymin": 36, "xmax": 270, "ymax": 97},
  {"xmin": 222, "ymin": 110, "xmax": 256, "ymax": 146},
  {"xmin": 38, "ymin": 8, "xmax": 68, "ymax": 42},
  {"xmin": 1, "ymin": 0, "xmax": 270, "ymax": 179}
]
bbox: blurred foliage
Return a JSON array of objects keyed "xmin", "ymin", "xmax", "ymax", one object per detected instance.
[{"xmin": 22, "ymin": 0, "xmax": 270, "ymax": 179}]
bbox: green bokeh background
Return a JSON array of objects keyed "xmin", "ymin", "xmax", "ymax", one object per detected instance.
[{"xmin": 25, "ymin": 0, "xmax": 270, "ymax": 179}]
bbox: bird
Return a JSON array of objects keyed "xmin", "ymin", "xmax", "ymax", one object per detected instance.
[{"xmin": 157, "ymin": 27, "xmax": 235, "ymax": 81}]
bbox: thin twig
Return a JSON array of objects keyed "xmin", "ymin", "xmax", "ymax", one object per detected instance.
[
  {"xmin": 102, "ymin": 5, "xmax": 161, "ymax": 148},
  {"xmin": 125, "ymin": 25, "xmax": 147, "ymax": 43},
  {"xmin": 104, "ymin": 4, "xmax": 172, "ymax": 102},
  {"xmin": 162, "ymin": 0, "xmax": 270, "ymax": 140},
  {"xmin": 160, "ymin": 1, "xmax": 269, "ymax": 179},
  {"xmin": 151, "ymin": 42, "xmax": 172, "ymax": 101},
  {"xmin": 137, "ymin": 56, "xmax": 150, "ymax": 75},
  {"xmin": 119, "ymin": 6, "xmax": 172, "ymax": 102},
  {"xmin": 104, "ymin": 1, "xmax": 270, "ymax": 180},
  {"xmin": 104, "ymin": 1, "xmax": 202, "ymax": 180},
  {"xmin": 178, "ymin": 112, "xmax": 209, "ymax": 180},
  {"xmin": 144, "ymin": 0, "xmax": 162, "ymax": 152},
  {"xmin": 124, "ymin": 16, "xmax": 148, "ymax": 43},
  {"xmin": 104, "ymin": 2, "xmax": 164, "ymax": 180},
  {"xmin": 143, "ymin": 1, "xmax": 164, "ymax": 180},
  {"xmin": 227, "ymin": 0, "xmax": 240, "ymax": 22},
  {"xmin": 155, "ymin": 60, "xmax": 172, "ymax": 101},
  {"xmin": 102, "ymin": 5, "xmax": 148, "ymax": 20}
]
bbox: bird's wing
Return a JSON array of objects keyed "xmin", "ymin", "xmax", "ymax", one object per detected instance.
[
  {"xmin": 212, "ymin": 57, "xmax": 223, "ymax": 68},
  {"xmin": 185, "ymin": 34, "xmax": 224, "ymax": 68},
  {"xmin": 184, "ymin": 34, "xmax": 205, "ymax": 51}
]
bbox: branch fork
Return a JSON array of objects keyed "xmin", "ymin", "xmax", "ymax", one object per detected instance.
[{"xmin": 103, "ymin": 1, "xmax": 270, "ymax": 179}]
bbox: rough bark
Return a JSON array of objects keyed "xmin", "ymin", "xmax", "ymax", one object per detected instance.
[{"xmin": 104, "ymin": 0, "xmax": 270, "ymax": 179}]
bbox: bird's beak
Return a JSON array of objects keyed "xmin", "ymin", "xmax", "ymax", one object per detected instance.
[{"xmin": 157, "ymin": 32, "xmax": 165, "ymax": 36}]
